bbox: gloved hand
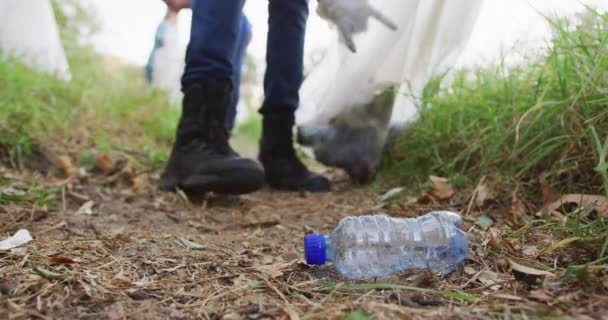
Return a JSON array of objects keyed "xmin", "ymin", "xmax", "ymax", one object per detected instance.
[{"xmin": 317, "ymin": 0, "xmax": 398, "ymax": 53}]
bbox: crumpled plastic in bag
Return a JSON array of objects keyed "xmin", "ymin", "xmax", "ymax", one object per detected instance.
[{"xmin": 297, "ymin": 0, "xmax": 483, "ymax": 182}]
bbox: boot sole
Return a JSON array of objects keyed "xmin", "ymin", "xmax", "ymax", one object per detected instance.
[{"xmin": 161, "ymin": 167, "xmax": 265, "ymax": 195}]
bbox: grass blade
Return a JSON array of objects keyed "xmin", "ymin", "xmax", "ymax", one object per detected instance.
[
  {"xmin": 30, "ymin": 267, "xmax": 69, "ymax": 281},
  {"xmin": 541, "ymin": 237, "xmax": 582, "ymax": 255},
  {"xmin": 178, "ymin": 238, "xmax": 206, "ymax": 250}
]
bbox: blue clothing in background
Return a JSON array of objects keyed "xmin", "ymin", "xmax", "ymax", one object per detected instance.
[
  {"xmin": 226, "ymin": 14, "xmax": 252, "ymax": 130},
  {"xmin": 146, "ymin": 20, "xmax": 171, "ymax": 83},
  {"xmin": 182, "ymin": 0, "xmax": 309, "ymax": 119}
]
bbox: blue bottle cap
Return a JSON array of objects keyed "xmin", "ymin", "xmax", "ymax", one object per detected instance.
[{"xmin": 304, "ymin": 234, "xmax": 326, "ymax": 265}]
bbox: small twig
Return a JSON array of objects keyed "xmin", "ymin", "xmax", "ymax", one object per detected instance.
[
  {"xmin": 466, "ymin": 176, "xmax": 486, "ymax": 216},
  {"xmin": 6, "ymin": 301, "xmax": 52, "ymax": 320},
  {"xmin": 469, "ymin": 279, "xmax": 513, "ymax": 293},
  {"xmin": 67, "ymin": 191, "xmax": 90, "ymax": 203},
  {"xmin": 38, "ymin": 221, "xmax": 67, "ymax": 234},
  {"xmin": 263, "ymin": 276, "xmax": 289, "ymax": 304},
  {"xmin": 61, "ymin": 185, "xmax": 67, "ymax": 213}
]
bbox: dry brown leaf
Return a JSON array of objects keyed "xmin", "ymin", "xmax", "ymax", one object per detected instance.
[
  {"xmin": 429, "ymin": 176, "xmax": 455, "ymax": 201},
  {"xmin": 49, "ymin": 257, "xmax": 77, "ymax": 266},
  {"xmin": 489, "ymin": 231, "xmax": 517, "ymax": 255},
  {"xmin": 509, "ymin": 259, "xmax": 555, "ymax": 277},
  {"xmin": 528, "ymin": 289, "xmax": 554, "ymax": 303},
  {"xmin": 522, "ymin": 245, "xmax": 539, "ymax": 257},
  {"xmin": 509, "ymin": 259, "xmax": 555, "ymax": 285},
  {"xmin": 279, "ymin": 252, "xmax": 300, "ymax": 263},
  {"xmin": 253, "ymin": 261, "xmax": 297, "ymax": 279},
  {"xmin": 491, "ymin": 293, "xmax": 524, "ymax": 302},
  {"xmin": 511, "ymin": 196, "xmax": 527, "ymax": 225},
  {"xmin": 474, "ymin": 182, "xmax": 493, "ymax": 207},
  {"xmin": 222, "ymin": 312, "xmax": 243, "ymax": 320},
  {"xmin": 77, "ymin": 201, "xmax": 96, "ymax": 215},
  {"xmin": 536, "ymin": 194, "xmax": 608, "ymax": 218},
  {"xmin": 57, "ymin": 155, "xmax": 75, "ymax": 177},
  {"xmin": 131, "ymin": 176, "xmax": 145, "ymax": 192},
  {"xmin": 477, "ymin": 270, "xmax": 500, "ymax": 286},
  {"xmin": 95, "ymin": 154, "xmax": 115, "ymax": 174},
  {"xmin": 416, "ymin": 194, "xmax": 432, "ymax": 205},
  {"xmin": 464, "ymin": 266, "xmax": 477, "ymax": 275},
  {"xmin": 539, "ymin": 176, "xmax": 558, "ymax": 206}
]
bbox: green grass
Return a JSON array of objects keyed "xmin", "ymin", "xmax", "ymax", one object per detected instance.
[
  {"xmin": 0, "ymin": 1, "xmax": 178, "ymax": 169},
  {"xmin": 383, "ymin": 9, "xmax": 608, "ymax": 200},
  {"xmin": 0, "ymin": 184, "xmax": 60, "ymax": 210}
]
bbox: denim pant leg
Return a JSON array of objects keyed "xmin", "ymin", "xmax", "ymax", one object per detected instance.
[
  {"xmin": 226, "ymin": 15, "xmax": 253, "ymax": 131},
  {"xmin": 181, "ymin": 0, "xmax": 245, "ymax": 90},
  {"xmin": 259, "ymin": 0, "xmax": 309, "ymax": 115}
]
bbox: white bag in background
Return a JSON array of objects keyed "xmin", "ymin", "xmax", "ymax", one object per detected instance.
[
  {"xmin": 150, "ymin": 20, "xmax": 184, "ymax": 105},
  {"xmin": 0, "ymin": 0, "xmax": 71, "ymax": 80},
  {"xmin": 298, "ymin": 0, "xmax": 482, "ymax": 182}
]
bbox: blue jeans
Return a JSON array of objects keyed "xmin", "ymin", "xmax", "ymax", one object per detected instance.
[
  {"xmin": 226, "ymin": 15, "xmax": 252, "ymax": 130},
  {"xmin": 182, "ymin": 0, "xmax": 309, "ymax": 126}
]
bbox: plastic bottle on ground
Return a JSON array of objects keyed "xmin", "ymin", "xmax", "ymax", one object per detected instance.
[{"xmin": 304, "ymin": 211, "xmax": 468, "ymax": 279}]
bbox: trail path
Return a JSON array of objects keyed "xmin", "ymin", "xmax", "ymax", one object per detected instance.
[{"xmin": 0, "ymin": 167, "xmax": 603, "ymax": 319}]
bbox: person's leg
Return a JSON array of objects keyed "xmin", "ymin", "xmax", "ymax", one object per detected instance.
[
  {"xmin": 181, "ymin": 0, "xmax": 243, "ymax": 88},
  {"xmin": 226, "ymin": 14, "xmax": 253, "ymax": 131},
  {"xmin": 259, "ymin": 1, "xmax": 306, "ymax": 115},
  {"xmin": 258, "ymin": 0, "xmax": 331, "ymax": 192},
  {"xmin": 161, "ymin": 0, "xmax": 264, "ymax": 195}
]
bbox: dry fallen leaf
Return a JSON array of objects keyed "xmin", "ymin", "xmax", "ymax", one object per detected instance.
[
  {"xmin": 77, "ymin": 201, "xmax": 96, "ymax": 215},
  {"xmin": 95, "ymin": 154, "xmax": 115, "ymax": 174},
  {"xmin": 477, "ymin": 270, "xmax": 500, "ymax": 286},
  {"xmin": 528, "ymin": 289, "xmax": 554, "ymax": 303},
  {"xmin": 489, "ymin": 230, "xmax": 517, "ymax": 255},
  {"xmin": 536, "ymin": 194, "xmax": 608, "ymax": 218},
  {"xmin": 253, "ymin": 261, "xmax": 297, "ymax": 279},
  {"xmin": 381, "ymin": 187, "xmax": 405, "ymax": 202},
  {"xmin": 511, "ymin": 195, "xmax": 527, "ymax": 226},
  {"xmin": 539, "ymin": 176, "xmax": 558, "ymax": 206},
  {"xmin": 57, "ymin": 155, "xmax": 76, "ymax": 177},
  {"xmin": 464, "ymin": 266, "xmax": 477, "ymax": 275},
  {"xmin": 473, "ymin": 181, "xmax": 493, "ymax": 207},
  {"xmin": 222, "ymin": 313, "xmax": 242, "ymax": 320},
  {"xmin": 509, "ymin": 259, "xmax": 555, "ymax": 285},
  {"xmin": 49, "ymin": 257, "xmax": 77, "ymax": 266},
  {"xmin": 491, "ymin": 293, "xmax": 523, "ymax": 302},
  {"xmin": 280, "ymin": 252, "xmax": 300, "ymax": 263},
  {"xmin": 509, "ymin": 259, "xmax": 555, "ymax": 277},
  {"xmin": 429, "ymin": 176, "xmax": 455, "ymax": 201},
  {"xmin": 522, "ymin": 245, "xmax": 539, "ymax": 257},
  {"xmin": 131, "ymin": 176, "xmax": 145, "ymax": 192}
]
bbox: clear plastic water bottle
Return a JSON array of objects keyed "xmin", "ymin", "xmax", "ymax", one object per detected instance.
[{"xmin": 304, "ymin": 211, "xmax": 468, "ymax": 279}]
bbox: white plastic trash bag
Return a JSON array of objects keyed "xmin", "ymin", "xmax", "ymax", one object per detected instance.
[
  {"xmin": 150, "ymin": 20, "xmax": 184, "ymax": 105},
  {"xmin": 298, "ymin": 0, "xmax": 482, "ymax": 182},
  {"xmin": 0, "ymin": 0, "xmax": 71, "ymax": 80}
]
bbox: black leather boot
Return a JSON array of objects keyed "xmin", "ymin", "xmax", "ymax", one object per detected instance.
[
  {"xmin": 160, "ymin": 79, "xmax": 265, "ymax": 194},
  {"xmin": 259, "ymin": 112, "xmax": 331, "ymax": 192}
]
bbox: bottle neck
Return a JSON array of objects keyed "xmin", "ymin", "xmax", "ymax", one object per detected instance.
[{"xmin": 324, "ymin": 236, "xmax": 333, "ymax": 262}]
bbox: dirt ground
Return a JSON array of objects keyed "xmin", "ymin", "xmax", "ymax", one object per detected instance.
[{"xmin": 1, "ymin": 164, "xmax": 607, "ymax": 320}]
